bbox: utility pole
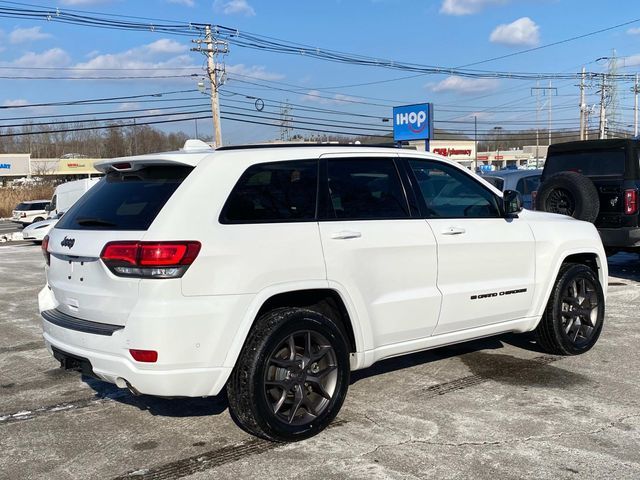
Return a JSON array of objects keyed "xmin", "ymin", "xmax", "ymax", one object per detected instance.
[
  {"xmin": 531, "ymin": 83, "xmax": 557, "ymax": 166},
  {"xmin": 579, "ymin": 67, "xmax": 586, "ymax": 141},
  {"xmin": 192, "ymin": 25, "xmax": 227, "ymax": 147},
  {"xmin": 599, "ymin": 73, "xmax": 607, "ymax": 139},
  {"xmin": 474, "ymin": 115, "xmax": 478, "ymax": 172},
  {"xmin": 279, "ymin": 101, "xmax": 292, "ymax": 141},
  {"xmin": 633, "ymin": 73, "xmax": 639, "ymax": 137}
]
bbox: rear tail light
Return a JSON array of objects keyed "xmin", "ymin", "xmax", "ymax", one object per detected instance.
[
  {"xmin": 531, "ymin": 190, "xmax": 538, "ymax": 210},
  {"xmin": 42, "ymin": 235, "xmax": 50, "ymax": 266},
  {"xmin": 100, "ymin": 241, "xmax": 201, "ymax": 278},
  {"xmin": 129, "ymin": 349, "xmax": 158, "ymax": 363},
  {"xmin": 625, "ymin": 189, "xmax": 638, "ymax": 215},
  {"xmin": 21, "ymin": 212, "xmax": 26, "ymax": 218}
]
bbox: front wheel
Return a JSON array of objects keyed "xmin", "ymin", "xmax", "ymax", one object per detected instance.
[
  {"xmin": 227, "ymin": 308, "xmax": 350, "ymax": 442},
  {"xmin": 535, "ymin": 263, "xmax": 605, "ymax": 355}
]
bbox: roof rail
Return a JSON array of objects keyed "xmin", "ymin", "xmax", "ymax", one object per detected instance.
[{"xmin": 216, "ymin": 142, "xmax": 401, "ymax": 151}]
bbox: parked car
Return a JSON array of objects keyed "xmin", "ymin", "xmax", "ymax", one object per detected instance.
[
  {"xmin": 40, "ymin": 141, "xmax": 606, "ymax": 442},
  {"xmin": 22, "ymin": 216, "xmax": 60, "ymax": 243},
  {"xmin": 11, "ymin": 200, "xmax": 50, "ymax": 225},
  {"xmin": 482, "ymin": 169, "xmax": 542, "ymax": 209},
  {"xmin": 22, "ymin": 179, "xmax": 100, "ymax": 243},
  {"xmin": 535, "ymin": 139, "xmax": 640, "ymax": 255}
]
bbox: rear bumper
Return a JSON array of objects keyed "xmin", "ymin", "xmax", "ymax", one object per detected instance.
[
  {"xmin": 38, "ymin": 285, "xmax": 247, "ymax": 397},
  {"xmin": 598, "ymin": 227, "xmax": 640, "ymax": 248},
  {"xmin": 42, "ymin": 320, "xmax": 231, "ymax": 397}
]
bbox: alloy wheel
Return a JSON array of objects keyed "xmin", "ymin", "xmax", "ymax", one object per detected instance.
[{"xmin": 263, "ymin": 330, "xmax": 338, "ymax": 426}]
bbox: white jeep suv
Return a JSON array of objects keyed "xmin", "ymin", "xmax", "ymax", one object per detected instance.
[{"xmin": 39, "ymin": 143, "xmax": 607, "ymax": 441}]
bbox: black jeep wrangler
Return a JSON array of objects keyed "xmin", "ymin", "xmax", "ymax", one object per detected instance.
[{"xmin": 536, "ymin": 138, "xmax": 640, "ymax": 254}]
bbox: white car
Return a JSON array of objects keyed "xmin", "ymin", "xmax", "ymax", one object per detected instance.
[
  {"xmin": 39, "ymin": 141, "xmax": 607, "ymax": 441},
  {"xmin": 11, "ymin": 200, "xmax": 50, "ymax": 225},
  {"xmin": 22, "ymin": 217, "xmax": 59, "ymax": 243}
]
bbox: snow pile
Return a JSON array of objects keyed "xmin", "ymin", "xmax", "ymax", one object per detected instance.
[{"xmin": 0, "ymin": 231, "xmax": 24, "ymax": 243}]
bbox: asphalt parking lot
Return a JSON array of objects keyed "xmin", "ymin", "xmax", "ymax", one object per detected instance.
[
  {"xmin": 1, "ymin": 244, "xmax": 639, "ymax": 480},
  {"xmin": 0, "ymin": 219, "xmax": 19, "ymax": 236}
]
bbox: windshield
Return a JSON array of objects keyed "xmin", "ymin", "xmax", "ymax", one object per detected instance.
[{"xmin": 56, "ymin": 165, "xmax": 193, "ymax": 230}]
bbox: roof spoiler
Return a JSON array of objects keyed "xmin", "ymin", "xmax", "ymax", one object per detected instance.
[{"xmin": 94, "ymin": 139, "xmax": 215, "ymax": 173}]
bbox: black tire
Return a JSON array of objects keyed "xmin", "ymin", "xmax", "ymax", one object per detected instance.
[
  {"xmin": 227, "ymin": 308, "xmax": 350, "ymax": 442},
  {"xmin": 535, "ymin": 263, "xmax": 605, "ymax": 355},
  {"xmin": 535, "ymin": 171, "xmax": 600, "ymax": 223},
  {"xmin": 32, "ymin": 217, "xmax": 44, "ymax": 224}
]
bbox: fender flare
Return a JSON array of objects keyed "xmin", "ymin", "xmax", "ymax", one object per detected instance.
[{"xmin": 221, "ymin": 280, "xmax": 370, "ymax": 370}]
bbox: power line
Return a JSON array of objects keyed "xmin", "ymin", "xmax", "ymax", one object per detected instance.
[{"xmin": 0, "ymin": 89, "xmax": 198, "ymax": 109}]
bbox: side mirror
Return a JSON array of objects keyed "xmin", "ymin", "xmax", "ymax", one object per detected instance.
[
  {"xmin": 503, "ymin": 189, "xmax": 523, "ymax": 215},
  {"xmin": 44, "ymin": 204, "xmax": 52, "ymax": 212}
]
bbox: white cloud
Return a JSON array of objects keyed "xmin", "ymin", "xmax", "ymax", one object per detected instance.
[
  {"xmin": 440, "ymin": 0, "xmax": 507, "ymax": 15},
  {"xmin": 9, "ymin": 48, "xmax": 72, "ymax": 68},
  {"xmin": 0, "ymin": 98, "xmax": 51, "ymax": 115},
  {"xmin": 2, "ymin": 99, "xmax": 30, "ymax": 107},
  {"xmin": 627, "ymin": 27, "xmax": 640, "ymax": 35},
  {"xmin": 489, "ymin": 17, "xmax": 540, "ymax": 47},
  {"xmin": 214, "ymin": 0, "xmax": 255, "ymax": 16},
  {"xmin": 117, "ymin": 102, "xmax": 140, "ymax": 111},
  {"xmin": 72, "ymin": 39, "xmax": 194, "ymax": 77},
  {"xmin": 9, "ymin": 26, "xmax": 52, "ymax": 44},
  {"xmin": 622, "ymin": 54, "xmax": 640, "ymax": 68},
  {"xmin": 145, "ymin": 39, "xmax": 188, "ymax": 55},
  {"xmin": 431, "ymin": 76, "xmax": 500, "ymax": 95},
  {"xmin": 302, "ymin": 90, "xmax": 359, "ymax": 105},
  {"xmin": 226, "ymin": 64, "xmax": 284, "ymax": 81},
  {"xmin": 167, "ymin": 0, "xmax": 195, "ymax": 5}
]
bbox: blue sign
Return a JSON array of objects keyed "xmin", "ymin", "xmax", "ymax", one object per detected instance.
[
  {"xmin": 0, "ymin": 163, "xmax": 11, "ymax": 169},
  {"xmin": 393, "ymin": 103, "xmax": 433, "ymax": 142}
]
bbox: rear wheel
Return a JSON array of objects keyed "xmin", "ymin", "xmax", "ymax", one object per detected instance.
[
  {"xmin": 227, "ymin": 308, "xmax": 350, "ymax": 442},
  {"xmin": 32, "ymin": 217, "xmax": 44, "ymax": 224},
  {"xmin": 535, "ymin": 263, "xmax": 605, "ymax": 355}
]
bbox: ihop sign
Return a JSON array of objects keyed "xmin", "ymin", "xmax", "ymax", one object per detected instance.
[{"xmin": 393, "ymin": 103, "xmax": 433, "ymax": 142}]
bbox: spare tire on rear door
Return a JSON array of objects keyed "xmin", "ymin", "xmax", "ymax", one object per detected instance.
[{"xmin": 535, "ymin": 171, "xmax": 600, "ymax": 223}]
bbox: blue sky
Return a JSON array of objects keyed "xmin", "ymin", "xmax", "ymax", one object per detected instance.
[{"xmin": 0, "ymin": 0, "xmax": 639, "ymax": 145}]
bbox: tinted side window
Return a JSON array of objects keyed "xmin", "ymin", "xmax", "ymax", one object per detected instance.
[
  {"xmin": 408, "ymin": 160, "xmax": 501, "ymax": 218},
  {"xmin": 483, "ymin": 176, "xmax": 504, "ymax": 190},
  {"xmin": 222, "ymin": 160, "xmax": 318, "ymax": 223},
  {"xmin": 516, "ymin": 175, "xmax": 540, "ymax": 195},
  {"xmin": 326, "ymin": 158, "xmax": 409, "ymax": 220}
]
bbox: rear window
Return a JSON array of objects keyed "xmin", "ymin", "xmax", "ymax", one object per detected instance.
[
  {"xmin": 482, "ymin": 176, "xmax": 504, "ymax": 190},
  {"xmin": 544, "ymin": 149, "xmax": 626, "ymax": 177},
  {"xmin": 56, "ymin": 166, "xmax": 192, "ymax": 230}
]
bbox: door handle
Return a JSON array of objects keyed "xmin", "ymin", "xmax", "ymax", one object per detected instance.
[
  {"xmin": 442, "ymin": 226, "xmax": 466, "ymax": 235},
  {"xmin": 331, "ymin": 230, "xmax": 362, "ymax": 240}
]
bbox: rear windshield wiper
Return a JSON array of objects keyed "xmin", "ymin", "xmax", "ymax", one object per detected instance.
[{"xmin": 75, "ymin": 217, "xmax": 117, "ymax": 227}]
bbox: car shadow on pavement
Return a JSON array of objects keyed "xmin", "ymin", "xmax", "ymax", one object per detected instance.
[
  {"xmin": 83, "ymin": 377, "xmax": 229, "ymax": 417},
  {"xmin": 350, "ymin": 336, "xmax": 506, "ymax": 385},
  {"xmin": 607, "ymin": 252, "xmax": 640, "ymax": 283}
]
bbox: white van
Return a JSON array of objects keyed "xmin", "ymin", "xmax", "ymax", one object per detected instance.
[{"xmin": 48, "ymin": 178, "xmax": 101, "ymax": 218}]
